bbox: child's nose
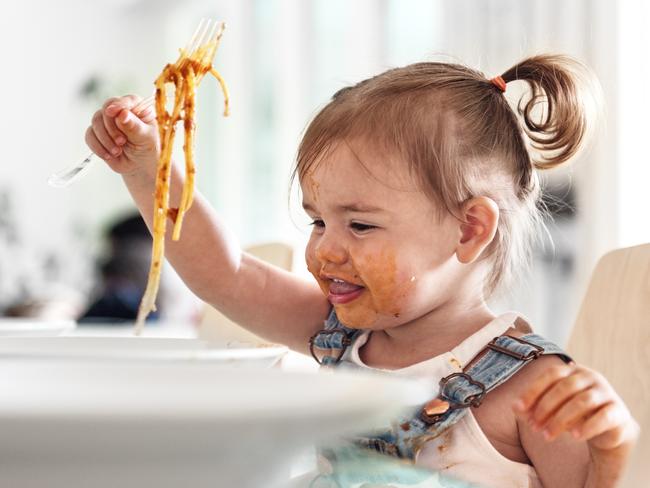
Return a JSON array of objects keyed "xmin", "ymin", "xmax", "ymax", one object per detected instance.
[{"xmin": 314, "ymin": 235, "xmax": 348, "ymax": 265}]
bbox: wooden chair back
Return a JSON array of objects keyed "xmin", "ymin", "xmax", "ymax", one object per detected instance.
[{"xmin": 567, "ymin": 244, "xmax": 650, "ymax": 487}]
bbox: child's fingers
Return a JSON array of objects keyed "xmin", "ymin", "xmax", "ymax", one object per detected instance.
[
  {"xmin": 85, "ymin": 126, "xmax": 113, "ymax": 162},
  {"xmin": 115, "ymin": 109, "xmax": 153, "ymax": 143},
  {"xmin": 103, "ymin": 111, "xmax": 126, "ymax": 146},
  {"xmin": 105, "ymin": 94, "xmax": 143, "ymax": 118},
  {"xmin": 527, "ymin": 369, "xmax": 595, "ymax": 428},
  {"xmin": 137, "ymin": 105, "xmax": 156, "ymax": 124},
  {"xmin": 91, "ymin": 111, "xmax": 122, "ymax": 158},
  {"xmin": 574, "ymin": 402, "xmax": 626, "ymax": 447},
  {"xmin": 515, "ymin": 363, "xmax": 575, "ymax": 412},
  {"xmin": 101, "ymin": 97, "xmax": 127, "ymax": 146},
  {"xmin": 539, "ymin": 387, "xmax": 608, "ymax": 441}
]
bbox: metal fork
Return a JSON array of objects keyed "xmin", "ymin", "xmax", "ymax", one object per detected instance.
[
  {"xmin": 47, "ymin": 95, "xmax": 154, "ymax": 188},
  {"xmin": 48, "ymin": 19, "xmax": 223, "ymax": 188}
]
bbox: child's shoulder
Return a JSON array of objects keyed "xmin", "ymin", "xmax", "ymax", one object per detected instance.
[
  {"xmin": 488, "ymin": 345, "xmax": 569, "ymax": 402},
  {"xmin": 495, "ymin": 327, "xmax": 571, "ymax": 396},
  {"xmin": 470, "ymin": 328, "xmax": 579, "ymax": 465}
]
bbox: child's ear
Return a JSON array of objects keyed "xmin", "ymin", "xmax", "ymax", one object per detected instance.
[{"xmin": 455, "ymin": 197, "xmax": 500, "ymax": 264}]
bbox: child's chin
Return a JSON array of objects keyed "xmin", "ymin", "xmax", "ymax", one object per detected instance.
[{"xmin": 333, "ymin": 306, "xmax": 381, "ymax": 329}]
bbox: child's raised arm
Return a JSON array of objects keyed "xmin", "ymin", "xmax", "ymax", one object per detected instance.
[{"xmin": 85, "ymin": 95, "xmax": 330, "ymax": 352}]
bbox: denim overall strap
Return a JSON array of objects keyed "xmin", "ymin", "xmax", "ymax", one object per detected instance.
[
  {"xmin": 414, "ymin": 334, "xmax": 572, "ymax": 446},
  {"xmin": 346, "ymin": 333, "xmax": 572, "ymax": 460},
  {"xmin": 309, "ymin": 310, "xmax": 573, "ymax": 465},
  {"xmin": 309, "ymin": 309, "xmax": 362, "ymax": 366}
]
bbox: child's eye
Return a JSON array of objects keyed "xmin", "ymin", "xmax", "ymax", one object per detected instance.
[
  {"xmin": 309, "ymin": 219, "xmax": 325, "ymax": 228},
  {"xmin": 350, "ymin": 222, "xmax": 376, "ymax": 232}
]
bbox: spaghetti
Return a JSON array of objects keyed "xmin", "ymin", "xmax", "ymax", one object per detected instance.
[{"xmin": 134, "ymin": 21, "xmax": 229, "ymax": 334}]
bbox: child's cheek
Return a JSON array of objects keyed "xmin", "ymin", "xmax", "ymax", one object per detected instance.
[
  {"xmin": 305, "ymin": 249, "xmax": 328, "ymax": 296},
  {"xmin": 336, "ymin": 248, "xmax": 416, "ymax": 328}
]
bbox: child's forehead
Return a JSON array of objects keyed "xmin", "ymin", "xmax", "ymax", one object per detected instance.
[{"xmin": 300, "ymin": 138, "xmax": 418, "ymax": 191}]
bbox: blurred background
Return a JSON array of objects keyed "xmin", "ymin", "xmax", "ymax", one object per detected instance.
[{"xmin": 1, "ymin": 0, "xmax": 648, "ymax": 344}]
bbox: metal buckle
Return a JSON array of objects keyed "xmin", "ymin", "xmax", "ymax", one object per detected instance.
[
  {"xmin": 419, "ymin": 372, "xmax": 487, "ymax": 425},
  {"xmin": 308, "ymin": 328, "xmax": 352, "ymax": 365},
  {"xmin": 487, "ymin": 335, "xmax": 544, "ymax": 361},
  {"xmin": 440, "ymin": 372, "xmax": 487, "ymax": 408}
]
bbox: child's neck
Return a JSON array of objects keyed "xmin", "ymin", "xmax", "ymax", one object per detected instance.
[{"xmin": 359, "ymin": 299, "xmax": 496, "ymax": 370}]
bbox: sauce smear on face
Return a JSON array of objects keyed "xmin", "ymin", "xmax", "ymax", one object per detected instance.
[{"xmin": 324, "ymin": 246, "xmax": 416, "ymax": 328}]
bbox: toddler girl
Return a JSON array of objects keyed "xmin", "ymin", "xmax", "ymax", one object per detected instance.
[{"xmin": 85, "ymin": 53, "xmax": 638, "ymax": 487}]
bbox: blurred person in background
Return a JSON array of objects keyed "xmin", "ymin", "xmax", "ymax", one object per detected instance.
[{"xmin": 79, "ymin": 212, "xmax": 159, "ymax": 323}]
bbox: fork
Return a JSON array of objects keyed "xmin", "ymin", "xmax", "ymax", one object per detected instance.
[
  {"xmin": 47, "ymin": 95, "xmax": 155, "ymax": 188},
  {"xmin": 47, "ymin": 19, "xmax": 223, "ymax": 188}
]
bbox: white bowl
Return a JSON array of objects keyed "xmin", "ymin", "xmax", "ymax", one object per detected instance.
[
  {"xmin": 0, "ymin": 361, "xmax": 431, "ymax": 488},
  {"xmin": 71, "ymin": 320, "xmax": 198, "ymax": 338},
  {"xmin": 0, "ymin": 336, "xmax": 287, "ymax": 367},
  {"xmin": 0, "ymin": 318, "xmax": 75, "ymax": 337}
]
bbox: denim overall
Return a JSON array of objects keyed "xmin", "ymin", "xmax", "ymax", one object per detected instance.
[{"xmin": 308, "ymin": 309, "xmax": 572, "ymax": 487}]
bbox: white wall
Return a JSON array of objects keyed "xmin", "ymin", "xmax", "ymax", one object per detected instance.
[
  {"xmin": 618, "ymin": 0, "xmax": 650, "ymax": 248},
  {"xmin": 1, "ymin": 1, "xmax": 130, "ymax": 309}
]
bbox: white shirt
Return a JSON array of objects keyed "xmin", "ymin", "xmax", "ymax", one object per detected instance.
[{"xmin": 342, "ymin": 312, "xmax": 543, "ymax": 488}]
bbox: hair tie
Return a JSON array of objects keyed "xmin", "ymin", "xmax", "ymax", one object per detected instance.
[{"xmin": 490, "ymin": 75, "xmax": 507, "ymax": 93}]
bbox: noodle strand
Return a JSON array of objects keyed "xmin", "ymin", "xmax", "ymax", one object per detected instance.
[{"xmin": 133, "ymin": 26, "xmax": 229, "ymax": 335}]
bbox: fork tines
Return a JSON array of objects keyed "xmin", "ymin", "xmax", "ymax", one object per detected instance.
[{"xmin": 188, "ymin": 19, "xmax": 223, "ymax": 56}]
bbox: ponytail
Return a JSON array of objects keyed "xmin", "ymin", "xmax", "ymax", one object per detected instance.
[{"xmin": 500, "ymin": 54, "xmax": 601, "ymax": 171}]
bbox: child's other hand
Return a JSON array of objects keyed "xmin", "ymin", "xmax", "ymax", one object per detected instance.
[
  {"xmin": 513, "ymin": 362, "xmax": 639, "ymax": 458},
  {"xmin": 85, "ymin": 95, "xmax": 159, "ymax": 175}
]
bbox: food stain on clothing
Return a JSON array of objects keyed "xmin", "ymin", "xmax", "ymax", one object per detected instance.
[{"xmin": 449, "ymin": 357, "xmax": 462, "ymax": 370}]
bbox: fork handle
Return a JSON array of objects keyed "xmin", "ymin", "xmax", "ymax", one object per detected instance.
[
  {"xmin": 49, "ymin": 94, "xmax": 156, "ymax": 189},
  {"xmin": 47, "ymin": 153, "xmax": 96, "ymax": 188}
]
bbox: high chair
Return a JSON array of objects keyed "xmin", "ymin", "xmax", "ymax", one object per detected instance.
[
  {"xmin": 198, "ymin": 242, "xmax": 294, "ymax": 345},
  {"xmin": 567, "ymin": 243, "xmax": 650, "ymax": 488}
]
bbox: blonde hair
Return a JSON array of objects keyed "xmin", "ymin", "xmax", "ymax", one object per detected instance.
[{"xmin": 293, "ymin": 54, "xmax": 600, "ymax": 295}]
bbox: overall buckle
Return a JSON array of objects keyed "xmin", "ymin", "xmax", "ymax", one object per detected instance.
[
  {"xmin": 308, "ymin": 328, "xmax": 353, "ymax": 365},
  {"xmin": 420, "ymin": 372, "xmax": 487, "ymax": 424},
  {"xmin": 487, "ymin": 335, "xmax": 544, "ymax": 361}
]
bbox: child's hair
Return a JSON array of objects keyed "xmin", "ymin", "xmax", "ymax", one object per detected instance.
[{"xmin": 293, "ymin": 54, "xmax": 601, "ymax": 295}]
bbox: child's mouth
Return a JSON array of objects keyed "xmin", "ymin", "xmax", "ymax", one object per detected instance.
[{"xmin": 328, "ymin": 278, "xmax": 365, "ymax": 304}]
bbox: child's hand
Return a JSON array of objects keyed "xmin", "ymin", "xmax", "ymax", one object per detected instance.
[
  {"xmin": 85, "ymin": 95, "xmax": 159, "ymax": 175},
  {"xmin": 513, "ymin": 363, "xmax": 639, "ymax": 458}
]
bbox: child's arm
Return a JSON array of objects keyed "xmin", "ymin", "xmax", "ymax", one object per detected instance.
[
  {"xmin": 513, "ymin": 357, "xmax": 639, "ymax": 488},
  {"xmin": 85, "ymin": 96, "xmax": 330, "ymax": 352}
]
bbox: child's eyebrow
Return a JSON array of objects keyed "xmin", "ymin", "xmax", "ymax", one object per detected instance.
[
  {"xmin": 302, "ymin": 201, "xmax": 386, "ymax": 214},
  {"xmin": 338, "ymin": 203, "xmax": 386, "ymax": 213},
  {"xmin": 302, "ymin": 202, "xmax": 316, "ymax": 213}
]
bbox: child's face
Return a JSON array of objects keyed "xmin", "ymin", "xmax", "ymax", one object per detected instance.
[{"xmin": 302, "ymin": 139, "xmax": 464, "ymax": 330}]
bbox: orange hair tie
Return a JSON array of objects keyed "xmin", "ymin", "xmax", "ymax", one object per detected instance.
[{"xmin": 490, "ymin": 75, "xmax": 507, "ymax": 93}]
